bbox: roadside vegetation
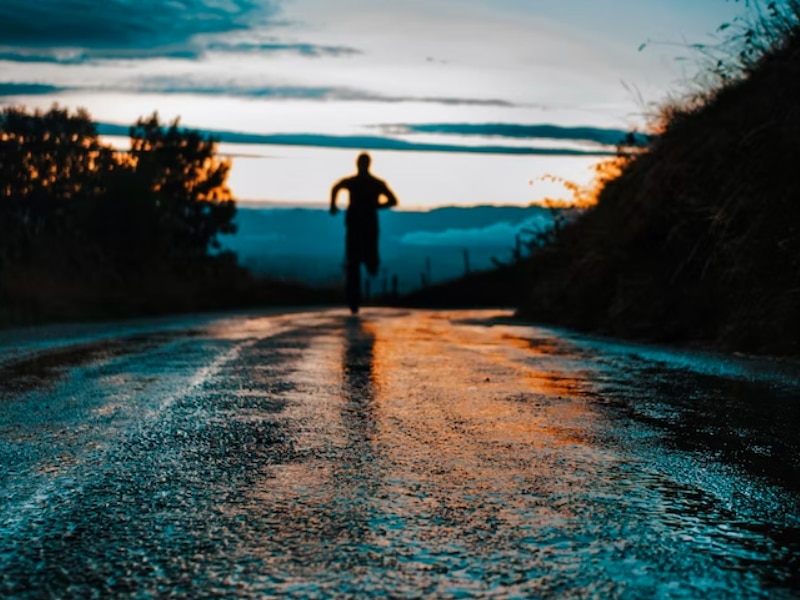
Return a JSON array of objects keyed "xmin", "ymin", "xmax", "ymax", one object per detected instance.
[
  {"xmin": 0, "ymin": 107, "xmax": 330, "ymax": 325},
  {"xmin": 513, "ymin": 1, "xmax": 800, "ymax": 355}
]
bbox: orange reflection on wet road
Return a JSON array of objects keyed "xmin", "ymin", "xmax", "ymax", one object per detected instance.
[{"xmin": 370, "ymin": 310, "xmax": 600, "ymax": 453}]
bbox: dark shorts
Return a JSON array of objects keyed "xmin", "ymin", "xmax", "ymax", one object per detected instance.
[{"xmin": 346, "ymin": 226, "xmax": 379, "ymax": 276}]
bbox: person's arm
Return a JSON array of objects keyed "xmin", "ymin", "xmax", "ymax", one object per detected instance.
[
  {"xmin": 378, "ymin": 182, "xmax": 398, "ymax": 209},
  {"xmin": 330, "ymin": 180, "xmax": 345, "ymax": 215}
]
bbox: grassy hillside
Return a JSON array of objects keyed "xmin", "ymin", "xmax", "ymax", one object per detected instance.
[{"xmin": 517, "ymin": 8, "xmax": 800, "ymax": 355}]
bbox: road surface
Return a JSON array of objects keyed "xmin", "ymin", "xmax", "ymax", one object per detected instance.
[{"xmin": 0, "ymin": 308, "xmax": 798, "ymax": 598}]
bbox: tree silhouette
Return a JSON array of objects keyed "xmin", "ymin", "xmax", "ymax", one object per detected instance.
[
  {"xmin": 0, "ymin": 106, "xmax": 239, "ymax": 306},
  {"xmin": 127, "ymin": 113, "xmax": 236, "ymax": 267}
]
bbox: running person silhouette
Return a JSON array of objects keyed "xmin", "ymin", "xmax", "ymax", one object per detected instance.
[{"xmin": 330, "ymin": 152, "xmax": 398, "ymax": 314}]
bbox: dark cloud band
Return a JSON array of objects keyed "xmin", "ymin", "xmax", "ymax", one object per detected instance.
[
  {"xmin": 0, "ymin": 48, "xmax": 204, "ymax": 65},
  {"xmin": 0, "ymin": 75, "xmax": 520, "ymax": 109},
  {"xmin": 129, "ymin": 79, "xmax": 518, "ymax": 107},
  {"xmin": 0, "ymin": 0, "xmax": 276, "ymax": 51},
  {"xmin": 97, "ymin": 123, "xmax": 616, "ymax": 156},
  {"xmin": 0, "ymin": 82, "xmax": 66, "ymax": 96},
  {"xmin": 0, "ymin": 42, "xmax": 361, "ymax": 65},
  {"xmin": 207, "ymin": 41, "xmax": 361, "ymax": 58},
  {"xmin": 383, "ymin": 123, "xmax": 649, "ymax": 146},
  {"xmin": 0, "ymin": 1, "xmax": 363, "ymax": 65}
]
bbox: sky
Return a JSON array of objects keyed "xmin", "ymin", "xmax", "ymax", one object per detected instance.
[{"xmin": 0, "ymin": 0, "xmax": 748, "ymax": 208}]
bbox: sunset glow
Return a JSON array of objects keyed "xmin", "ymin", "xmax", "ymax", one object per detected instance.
[{"xmin": 0, "ymin": 0, "xmax": 748, "ymax": 207}]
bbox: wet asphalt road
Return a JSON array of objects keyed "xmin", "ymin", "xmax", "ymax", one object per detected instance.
[{"xmin": 0, "ymin": 308, "xmax": 798, "ymax": 599}]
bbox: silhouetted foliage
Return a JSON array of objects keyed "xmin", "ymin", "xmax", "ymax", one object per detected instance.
[
  {"xmin": 517, "ymin": 4, "xmax": 800, "ymax": 355},
  {"xmin": 0, "ymin": 106, "xmax": 241, "ymax": 319},
  {"xmin": 0, "ymin": 107, "xmax": 111, "ymax": 264}
]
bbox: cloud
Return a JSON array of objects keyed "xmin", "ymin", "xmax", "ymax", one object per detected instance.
[
  {"xmin": 96, "ymin": 122, "xmax": 617, "ymax": 156},
  {"xmin": 207, "ymin": 41, "xmax": 361, "ymax": 58},
  {"xmin": 0, "ymin": 0, "xmax": 277, "ymax": 51},
  {"xmin": 0, "ymin": 48, "xmax": 206, "ymax": 65},
  {"xmin": 0, "ymin": 82, "xmax": 66, "ymax": 96},
  {"xmin": 0, "ymin": 41, "xmax": 361, "ymax": 65},
  {"xmin": 0, "ymin": 52, "xmax": 70, "ymax": 64},
  {"xmin": 0, "ymin": 1, "xmax": 364, "ymax": 65},
  {"xmin": 126, "ymin": 77, "xmax": 518, "ymax": 106},
  {"xmin": 383, "ymin": 123, "xmax": 650, "ymax": 147},
  {"xmin": 400, "ymin": 215, "xmax": 552, "ymax": 248}
]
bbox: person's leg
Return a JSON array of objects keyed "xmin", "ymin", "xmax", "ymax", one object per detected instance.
[
  {"xmin": 364, "ymin": 227, "xmax": 380, "ymax": 277},
  {"xmin": 346, "ymin": 259, "xmax": 361, "ymax": 314},
  {"xmin": 345, "ymin": 231, "xmax": 361, "ymax": 314}
]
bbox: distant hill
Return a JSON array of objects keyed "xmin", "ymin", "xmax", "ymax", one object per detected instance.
[{"xmin": 222, "ymin": 205, "xmax": 552, "ymax": 294}]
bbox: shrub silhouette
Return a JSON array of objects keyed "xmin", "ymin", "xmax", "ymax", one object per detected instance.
[
  {"xmin": 0, "ymin": 106, "xmax": 238, "ymax": 316},
  {"xmin": 517, "ymin": 4, "xmax": 800, "ymax": 354}
]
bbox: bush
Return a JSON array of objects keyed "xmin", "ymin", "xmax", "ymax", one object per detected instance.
[{"xmin": 0, "ymin": 106, "xmax": 240, "ymax": 320}]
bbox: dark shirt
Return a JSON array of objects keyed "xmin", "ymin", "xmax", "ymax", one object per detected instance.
[{"xmin": 335, "ymin": 174, "xmax": 392, "ymax": 230}]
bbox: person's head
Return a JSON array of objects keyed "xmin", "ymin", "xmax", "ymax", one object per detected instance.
[{"xmin": 356, "ymin": 152, "xmax": 371, "ymax": 174}]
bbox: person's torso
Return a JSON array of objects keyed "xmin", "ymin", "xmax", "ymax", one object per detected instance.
[{"xmin": 344, "ymin": 174, "xmax": 385, "ymax": 228}]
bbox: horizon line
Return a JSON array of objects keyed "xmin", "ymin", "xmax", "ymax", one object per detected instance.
[{"xmin": 235, "ymin": 199, "xmax": 555, "ymax": 211}]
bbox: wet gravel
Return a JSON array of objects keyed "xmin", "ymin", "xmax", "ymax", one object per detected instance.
[{"xmin": 0, "ymin": 309, "xmax": 798, "ymax": 598}]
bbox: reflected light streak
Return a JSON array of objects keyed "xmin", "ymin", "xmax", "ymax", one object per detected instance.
[{"xmin": 370, "ymin": 311, "xmax": 601, "ymax": 472}]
